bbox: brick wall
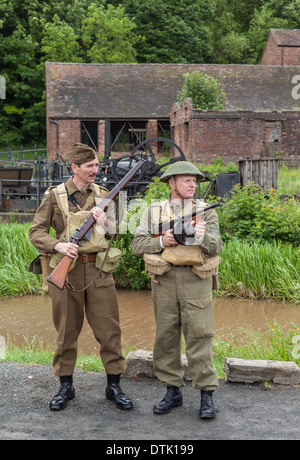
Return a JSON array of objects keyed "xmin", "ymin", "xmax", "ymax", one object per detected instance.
[
  {"xmin": 260, "ymin": 33, "xmax": 282, "ymax": 65},
  {"xmin": 260, "ymin": 30, "xmax": 300, "ymax": 65},
  {"xmin": 47, "ymin": 119, "xmax": 81, "ymax": 161},
  {"xmin": 282, "ymin": 47, "xmax": 300, "ymax": 65},
  {"xmin": 171, "ymin": 99, "xmax": 300, "ymax": 164}
]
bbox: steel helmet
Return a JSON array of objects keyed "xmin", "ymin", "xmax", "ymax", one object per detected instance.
[{"xmin": 159, "ymin": 161, "xmax": 204, "ymax": 183}]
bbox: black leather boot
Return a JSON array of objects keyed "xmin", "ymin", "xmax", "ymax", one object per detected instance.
[
  {"xmin": 50, "ymin": 376, "xmax": 75, "ymax": 411},
  {"xmin": 105, "ymin": 374, "xmax": 133, "ymax": 410},
  {"xmin": 153, "ymin": 386, "xmax": 183, "ymax": 415},
  {"xmin": 199, "ymin": 390, "xmax": 215, "ymax": 419}
]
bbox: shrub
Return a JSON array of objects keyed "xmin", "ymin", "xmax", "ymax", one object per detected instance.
[
  {"xmin": 177, "ymin": 71, "xmax": 228, "ymax": 109},
  {"xmin": 218, "ymin": 182, "xmax": 300, "ymax": 245}
]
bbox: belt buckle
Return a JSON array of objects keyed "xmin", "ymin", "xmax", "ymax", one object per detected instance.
[{"xmin": 81, "ymin": 254, "xmax": 88, "ymax": 263}]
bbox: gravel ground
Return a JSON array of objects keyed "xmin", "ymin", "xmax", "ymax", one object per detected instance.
[{"xmin": 1, "ymin": 361, "xmax": 300, "ymax": 442}]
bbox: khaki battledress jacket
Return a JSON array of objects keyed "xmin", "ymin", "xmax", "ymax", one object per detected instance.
[
  {"xmin": 28, "ymin": 177, "xmax": 126, "ymax": 377},
  {"xmin": 131, "ymin": 197, "xmax": 222, "ymax": 391}
]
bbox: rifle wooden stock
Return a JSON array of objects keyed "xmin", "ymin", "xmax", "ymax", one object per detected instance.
[
  {"xmin": 47, "ymin": 160, "xmax": 144, "ymax": 290},
  {"xmin": 47, "ymin": 255, "xmax": 74, "ymax": 290}
]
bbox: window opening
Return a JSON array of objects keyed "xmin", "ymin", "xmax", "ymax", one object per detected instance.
[{"xmin": 81, "ymin": 121, "xmax": 98, "ymax": 150}]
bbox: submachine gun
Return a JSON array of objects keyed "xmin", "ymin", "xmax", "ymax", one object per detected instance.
[{"xmin": 153, "ymin": 202, "xmax": 221, "ymax": 245}]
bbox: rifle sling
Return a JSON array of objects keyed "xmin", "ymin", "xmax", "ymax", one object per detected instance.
[{"xmin": 65, "ymin": 236, "xmax": 114, "ymax": 293}]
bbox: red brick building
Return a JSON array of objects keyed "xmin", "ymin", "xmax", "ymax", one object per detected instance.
[
  {"xmin": 45, "ymin": 30, "xmax": 300, "ymax": 163},
  {"xmin": 261, "ymin": 29, "xmax": 300, "ymax": 65},
  {"xmin": 171, "ymin": 98, "xmax": 300, "ymax": 164}
]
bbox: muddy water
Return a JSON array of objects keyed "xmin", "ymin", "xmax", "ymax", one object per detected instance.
[{"xmin": 0, "ymin": 291, "xmax": 300, "ymax": 354}]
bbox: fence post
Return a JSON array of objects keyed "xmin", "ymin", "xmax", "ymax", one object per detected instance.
[{"xmin": 0, "ymin": 179, "xmax": 2, "ymax": 209}]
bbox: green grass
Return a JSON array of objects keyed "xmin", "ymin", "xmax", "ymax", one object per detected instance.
[
  {"xmin": 2, "ymin": 335, "xmax": 136, "ymax": 373},
  {"xmin": 2, "ymin": 320, "xmax": 300, "ymax": 379},
  {"xmin": 278, "ymin": 164, "xmax": 300, "ymax": 196},
  {"xmin": 0, "ymin": 223, "xmax": 299, "ymax": 303},
  {"xmin": 0, "ymin": 222, "xmax": 41, "ymax": 296},
  {"xmin": 0, "ymin": 144, "xmax": 47, "ymax": 162},
  {"xmin": 213, "ymin": 320, "xmax": 300, "ymax": 378}
]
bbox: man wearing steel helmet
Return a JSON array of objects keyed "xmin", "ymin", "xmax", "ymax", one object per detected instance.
[
  {"xmin": 131, "ymin": 161, "xmax": 222, "ymax": 419},
  {"xmin": 29, "ymin": 143, "xmax": 133, "ymax": 412}
]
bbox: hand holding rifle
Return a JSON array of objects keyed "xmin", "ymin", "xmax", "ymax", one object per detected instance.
[{"xmin": 48, "ymin": 160, "xmax": 144, "ymax": 290}]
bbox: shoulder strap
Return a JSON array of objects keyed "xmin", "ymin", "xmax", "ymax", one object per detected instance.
[
  {"xmin": 53, "ymin": 183, "xmax": 68, "ymax": 229},
  {"xmin": 53, "ymin": 182, "xmax": 109, "ymax": 235},
  {"xmin": 90, "ymin": 183, "xmax": 108, "ymax": 205}
]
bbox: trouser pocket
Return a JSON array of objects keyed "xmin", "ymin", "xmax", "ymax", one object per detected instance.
[{"xmin": 183, "ymin": 295, "xmax": 214, "ymax": 339}]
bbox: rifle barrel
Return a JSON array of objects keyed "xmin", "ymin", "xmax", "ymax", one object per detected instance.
[{"xmin": 70, "ymin": 160, "xmax": 144, "ymax": 244}]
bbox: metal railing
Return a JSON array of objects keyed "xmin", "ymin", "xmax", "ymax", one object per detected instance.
[{"xmin": 0, "ymin": 157, "xmax": 70, "ymax": 212}]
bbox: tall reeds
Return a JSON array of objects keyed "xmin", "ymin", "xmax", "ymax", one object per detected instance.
[
  {"xmin": 0, "ymin": 222, "xmax": 41, "ymax": 296},
  {"xmin": 218, "ymin": 238, "xmax": 300, "ymax": 304}
]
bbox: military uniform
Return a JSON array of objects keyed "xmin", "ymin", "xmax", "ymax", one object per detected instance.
[
  {"xmin": 29, "ymin": 176, "xmax": 125, "ymax": 377},
  {"xmin": 131, "ymin": 161, "xmax": 222, "ymax": 417},
  {"xmin": 29, "ymin": 143, "xmax": 132, "ymax": 411}
]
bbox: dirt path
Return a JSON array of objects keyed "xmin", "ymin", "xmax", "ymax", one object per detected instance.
[{"xmin": 1, "ymin": 362, "xmax": 300, "ymax": 441}]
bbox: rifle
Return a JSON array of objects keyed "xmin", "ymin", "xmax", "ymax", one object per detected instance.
[
  {"xmin": 153, "ymin": 202, "xmax": 221, "ymax": 245},
  {"xmin": 47, "ymin": 160, "xmax": 144, "ymax": 290}
]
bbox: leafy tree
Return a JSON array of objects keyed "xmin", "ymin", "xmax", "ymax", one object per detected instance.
[
  {"xmin": 246, "ymin": 0, "xmax": 300, "ymax": 63},
  {"xmin": 177, "ymin": 71, "xmax": 227, "ymax": 109},
  {"xmin": 121, "ymin": 0, "xmax": 215, "ymax": 63},
  {"xmin": 41, "ymin": 14, "xmax": 82, "ymax": 62},
  {"xmin": 247, "ymin": 5, "xmax": 291, "ymax": 63},
  {"xmin": 81, "ymin": 3, "xmax": 138, "ymax": 63},
  {"xmin": 0, "ymin": 19, "xmax": 43, "ymax": 144}
]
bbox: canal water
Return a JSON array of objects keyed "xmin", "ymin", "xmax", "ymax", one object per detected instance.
[{"xmin": 0, "ymin": 290, "xmax": 300, "ymax": 354}]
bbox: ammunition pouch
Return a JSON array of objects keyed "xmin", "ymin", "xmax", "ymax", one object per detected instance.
[
  {"xmin": 66, "ymin": 210, "xmax": 108, "ymax": 254},
  {"xmin": 49, "ymin": 252, "xmax": 78, "ymax": 270},
  {"xmin": 143, "ymin": 253, "xmax": 171, "ymax": 276},
  {"xmin": 161, "ymin": 244, "xmax": 205, "ymax": 266},
  {"xmin": 95, "ymin": 247, "xmax": 122, "ymax": 273},
  {"xmin": 29, "ymin": 254, "xmax": 52, "ymax": 293},
  {"xmin": 192, "ymin": 255, "xmax": 221, "ymax": 281}
]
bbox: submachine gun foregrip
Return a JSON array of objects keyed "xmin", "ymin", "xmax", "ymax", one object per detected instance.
[{"xmin": 47, "ymin": 160, "xmax": 144, "ymax": 290}]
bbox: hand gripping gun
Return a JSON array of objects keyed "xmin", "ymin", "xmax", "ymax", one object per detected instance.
[{"xmin": 153, "ymin": 202, "xmax": 221, "ymax": 245}]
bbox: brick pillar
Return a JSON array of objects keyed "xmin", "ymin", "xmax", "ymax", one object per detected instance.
[
  {"xmin": 146, "ymin": 119, "xmax": 158, "ymax": 154},
  {"xmin": 98, "ymin": 120, "xmax": 105, "ymax": 157},
  {"xmin": 46, "ymin": 119, "xmax": 81, "ymax": 161}
]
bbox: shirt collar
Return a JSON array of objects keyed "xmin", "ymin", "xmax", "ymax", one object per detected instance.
[{"xmin": 65, "ymin": 177, "xmax": 93, "ymax": 194}]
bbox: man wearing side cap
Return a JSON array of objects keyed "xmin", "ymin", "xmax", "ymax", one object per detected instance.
[
  {"xmin": 131, "ymin": 161, "xmax": 222, "ymax": 419},
  {"xmin": 29, "ymin": 143, "xmax": 133, "ymax": 411}
]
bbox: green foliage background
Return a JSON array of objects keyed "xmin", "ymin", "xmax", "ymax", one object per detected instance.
[{"xmin": 1, "ymin": 0, "xmax": 300, "ymax": 146}]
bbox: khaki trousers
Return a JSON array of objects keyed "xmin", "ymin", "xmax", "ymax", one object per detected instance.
[
  {"xmin": 48, "ymin": 260, "xmax": 126, "ymax": 377},
  {"xmin": 151, "ymin": 267, "xmax": 218, "ymax": 391}
]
